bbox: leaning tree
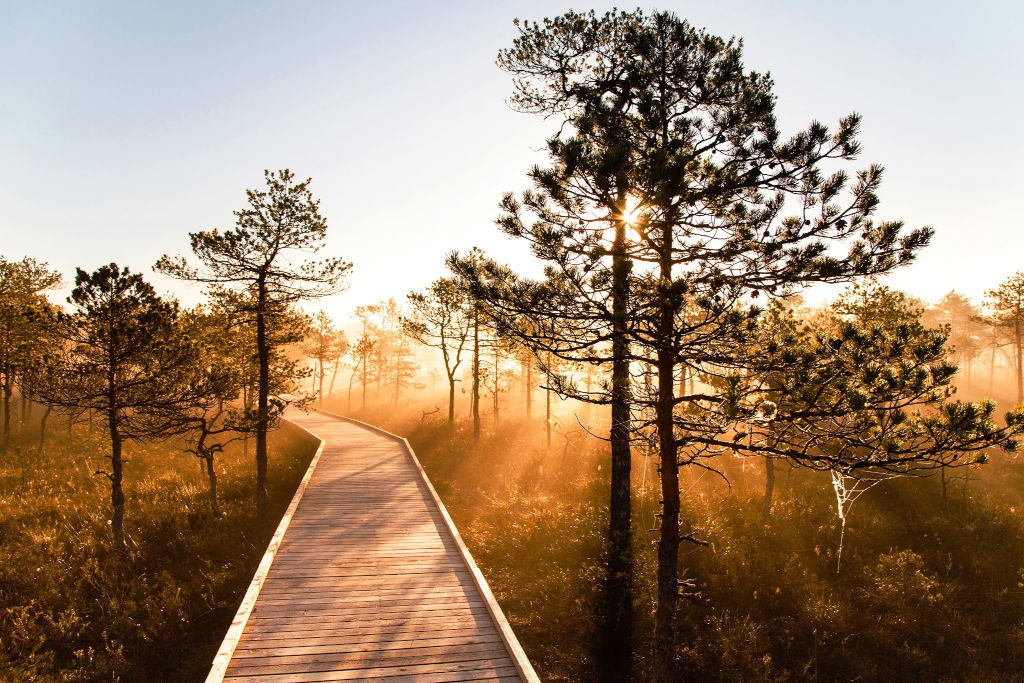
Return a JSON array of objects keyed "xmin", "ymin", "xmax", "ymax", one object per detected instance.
[{"xmin": 157, "ymin": 169, "xmax": 351, "ymax": 517}]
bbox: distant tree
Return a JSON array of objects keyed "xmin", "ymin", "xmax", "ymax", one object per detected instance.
[
  {"xmin": 157, "ymin": 169, "xmax": 351, "ymax": 517},
  {"xmin": 983, "ymin": 272, "xmax": 1024, "ymax": 402},
  {"xmin": 389, "ymin": 329, "xmax": 420, "ymax": 407},
  {"xmin": 480, "ymin": 333, "xmax": 519, "ymax": 428},
  {"xmin": 0, "ymin": 257, "xmax": 62, "ymax": 454},
  {"xmin": 33, "ymin": 265, "xmax": 199, "ymax": 550},
  {"xmin": 352, "ymin": 304, "xmax": 382, "ymax": 409},
  {"xmin": 303, "ymin": 311, "xmax": 348, "ymax": 407},
  {"xmin": 834, "ymin": 278, "xmax": 926, "ymax": 329},
  {"xmin": 925, "ymin": 291, "xmax": 984, "ymax": 387},
  {"xmin": 404, "ymin": 277, "xmax": 473, "ymax": 425}
]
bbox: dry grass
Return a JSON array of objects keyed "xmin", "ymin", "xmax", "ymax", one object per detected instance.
[{"xmin": 0, "ymin": 412, "xmax": 317, "ymax": 682}]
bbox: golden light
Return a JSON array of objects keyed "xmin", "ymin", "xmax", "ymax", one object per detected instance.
[{"xmin": 620, "ymin": 195, "xmax": 642, "ymax": 226}]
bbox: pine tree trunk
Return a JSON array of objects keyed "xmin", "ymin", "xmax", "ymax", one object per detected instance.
[
  {"xmin": 1, "ymin": 364, "xmax": 11, "ymax": 455},
  {"xmin": 654, "ymin": 226, "xmax": 679, "ymax": 683},
  {"xmin": 348, "ymin": 367, "xmax": 356, "ymax": 413},
  {"xmin": 447, "ymin": 373, "xmax": 456, "ymax": 426},
  {"xmin": 601, "ymin": 217, "xmax": 633, "ymax": 682},
  {"xmin": 545, "ymin": 379, "xmax": 552, "ymax": 448},
  {"xmin": 1016, "ymin": 321, "xmax": 1022, "ymax": 403},
  {"xmin": 318, "ymin": 362, "xmax": 325, "ymax": 408},
  {"xmin": 472, "ymin": 306, "xmax": 480, "ymax": 440},
  {"xmin": 493, "ymin": 349, "xmax": 499, "ymax": 426},
  {"xmin": 108, "ymin": 408, "xmax": 126, "ymax": 551},
  {"xmin": 37, "ymin": 405, "xmax": 50, "ymax": 457},
  {"xmin": 362, "ymin": 350, "xmax": 368, "ymax": 409},
  {"xmin": 255, "ymin": 278, "xmax": 270, "ymax": 518},
  {"xmin": 526, "ymin": 358, "xmax": 533, "ymax": 418},
  {"xmin": 990, "ymin": 337, "xmax": 996, "ymax": 393},
  {"xmin": 762, "ymin": 457, "xmax": 776, "ymax": 520},
  {"xmin": 206, "ymin": 454, "xmax": 220, "ymax": 517},
  {"xmin": 328, "ymin": 357, "xmax": 341, "ymax": 397}
]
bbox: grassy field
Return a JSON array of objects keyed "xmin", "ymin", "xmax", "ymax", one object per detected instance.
[
  {"xmin": 0, "ymin": 410, "xmax": 317, "ymax": 682},
  {"xmin": 6, "ymin": 395, "xmax": 1024, "ymax": 681},
  {"xmin": 347, "ymin": 401, "xmax": 1024, "ymax": 682}
]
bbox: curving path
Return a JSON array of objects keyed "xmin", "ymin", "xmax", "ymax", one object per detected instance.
[{"xmin": 206, "ymin": 410, "xmax": 537, "ymax": 683}]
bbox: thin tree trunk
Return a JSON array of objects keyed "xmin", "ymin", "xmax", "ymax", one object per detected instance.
[
  {"xmin": 1016, "ymin": 322, "xmax": 1022, "ymax": 403},
  {"xmin": 2, "ymin": 365, "xmax": 11, "ymax": 455},
  {"xmin": 348, "ymin": 366, "xmax": 356, "ymax": 413},
  {"xmin": 394, "ymin": 354, "xmax": 400, "ymax": 407},
  {"xmin": 493, "ymin": 348, "xmax": 500, "ymax": 426},
  {"xmin": 762, "ymin": 457, "xmax": 776, "ymax": 520},
  {"xmin": 472, "ymin": 305, "xmax": 480, "ymax": 440},
  {"xmin": 108, "ymin": 408, "xmax": 126, "ymax": 551},
  {"xmin": 448, "ymin": 374, "xmax": 456, "ymax": 426},
  {"xmin": 362, "ymin": 349, "xmax": 368, "ymax": 409},
  {"xmin": 255, "ymin": 279, "xmax": 270, "ymax": 518},
  {"xmin": 206, "ymin": 454, "xmax": 219, "ymax": 517},
  {"xmin": 526, "ymin": 357, "xmax": 533, "ymax": 418},
  {"xmin": 654, "ymin": 225, "xmax": 679, "ymax": 683},
  {"xmin": 328, "ymin": 357, "xmax": 341, "ymax": 397},
  {"xmin": 545, "ymin": 351, "xmax": 552, "ymax": 448},
  {"xmin": 318, "ymin": 361, "xmax": 325, "ymax": 408},
  {"xmin": 990, "ymin": 336, "xmax": 996, "ymax": 393},
  {"xmin": 37, "ymin": 405, "xmax": 50, "ymax": 457}
]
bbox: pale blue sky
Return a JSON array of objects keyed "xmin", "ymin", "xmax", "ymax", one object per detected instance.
[{"xmin": 1, "ymin": 1, "xmax": 1021, "ymax": 319}]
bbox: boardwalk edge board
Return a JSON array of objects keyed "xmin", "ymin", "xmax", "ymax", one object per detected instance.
[
  {"xmin": 205, "ymin": 420, "xmax": 327, "ymax": 683},
  {"xmin": 315, "ymin": 409, "xmax": 541, "ymax": 683}
]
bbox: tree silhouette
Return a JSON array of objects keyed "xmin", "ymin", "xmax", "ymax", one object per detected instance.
[
  {"xmin": 157, "ymin": 169, "xmax": 351, "ymax": 517},
  {"xmin": 405, "ymin": 277, "xmax": 473, "ymax": 426},
  {"xmin": 177, "ymin": 306, "xmax": 258, "ymax": 517},
  {"xmin": 33, "ymin": 264, "xmax": 199, "ymax": 550},
  {"xmin": 477, "ymin": 9, "xmax": 994, "ymax": 680},
  {"xmin": 983, "ymin": 272, "xmax": 1024, "ymax": 402},
  {"xmin": 303, "ymin": 311, "xmax": 348, "ymax": 408},
  {"xmin": 0, "ymin": 257, "xmax": 62, "ymax": 454}
]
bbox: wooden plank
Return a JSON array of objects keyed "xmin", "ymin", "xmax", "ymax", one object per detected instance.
[
  {"xmin": 207, "ymin": 410, "xmax": 536, "ymax": 683},
  {"xmin": 227, "ymin": 643, "xmax": 511, "ymax": 670},
  {"xmin": 225, "ymin": 665, "xmax": 522, "ymax": 683},
  {"xmin": 205, "ymin": 421, "xmax": 326, "ymax": 682},
  {"xmin": 224, "ymin": 657, "xmax": 516, "ymax": 680}
]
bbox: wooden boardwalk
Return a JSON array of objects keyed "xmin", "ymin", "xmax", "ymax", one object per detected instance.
[{"xmin": 207, "ymin": 410, "xmax": 537, "ymax": 683}]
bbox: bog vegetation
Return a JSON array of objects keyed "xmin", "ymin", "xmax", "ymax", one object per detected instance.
[{"xmin": 4, "ymin": 7, "xmax": 1024, "ymax": 682}]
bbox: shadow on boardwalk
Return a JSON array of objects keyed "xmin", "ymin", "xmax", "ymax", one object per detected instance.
[{"xmin": 207, "ymin": 409, "xmax": 538, "ymax": 683}]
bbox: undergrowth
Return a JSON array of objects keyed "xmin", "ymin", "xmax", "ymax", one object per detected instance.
[
  {"xmin": 0, "ymin": 414, "xmax": 317, "ymax": 682},
  {"xmin": 365, "ymin": 403, "xmax": 1024, "ymax": 682}
]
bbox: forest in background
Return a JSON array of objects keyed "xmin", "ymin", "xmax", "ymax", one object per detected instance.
[{"xmin": 4, "ymin": 8, "xmax": 1024, "ymax": 682}]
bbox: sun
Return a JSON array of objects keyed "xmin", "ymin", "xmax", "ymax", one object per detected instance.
[{"xmin": 620, "ymin": 195, "xmax": 643, "ymax": 226}]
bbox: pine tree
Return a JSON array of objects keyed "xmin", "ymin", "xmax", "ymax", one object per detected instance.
[
  {"xmin": 983, "ymin": 272, "xmax": 1024, "ymax": 403},
  {"xmin": 480, "ymin": 10, "xmax": 1013, "ymax": 680},
  {"xmin": 34, "ymin": 264, "xmax": 199, "ymax": 549},
  {"xmin": 404, "ymin": 277, "xmax": 473, "ymax": 426},
  {"xmin": 0, "ymin": 257, "xmax": 62, "ymax": 454},
  {"xmin": 157, "ymin": 169, "xmax": 350, "ymax": 517}
]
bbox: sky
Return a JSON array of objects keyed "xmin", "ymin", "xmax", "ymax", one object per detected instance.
[{"xmin": 1, "ymin": 1, "xmax": 1021, "ymax": 322}]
